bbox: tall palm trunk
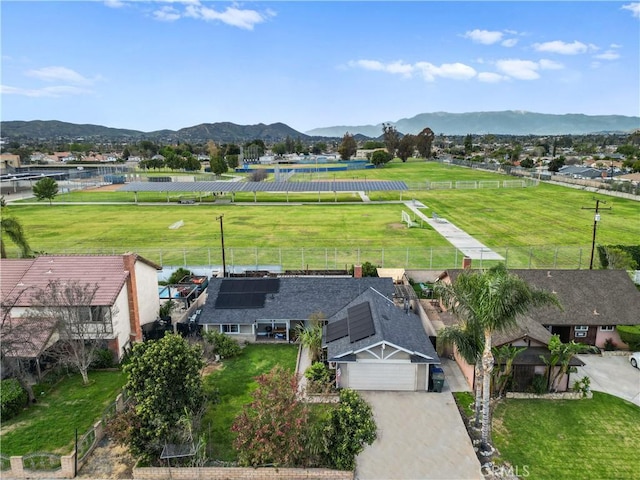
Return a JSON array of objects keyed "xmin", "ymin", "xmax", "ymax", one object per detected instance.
[
  {"xmin": 480, "ymin": 328, "xmax": 494, "ymax": 451},
  {"xmin": 473, "ymin": 359, "xmax": 483, "ymax": 428}
]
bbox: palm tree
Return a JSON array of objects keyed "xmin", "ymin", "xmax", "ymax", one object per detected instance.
[
  {"xmin": 435, "ymin": 264, "xmax": 560, "ymax": 451},
  {"xmin": 0, "ymin": 197, "xmax": 32, "ymax": 258},
  {"xmin": 295, "ymin": 312, "xmax": 325, "ymax": 363},
  {"xmin": 437, "ymin": 320, "xmax": 484, "ymax": 428}
]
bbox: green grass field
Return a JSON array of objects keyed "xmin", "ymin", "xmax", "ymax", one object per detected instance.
[
  {"xmin": 492, "ymin": 392, "xmax": 640, "ymax": 479},
  {"xmin": 3, "ymin": 161, "xmax": 638, "ymax": 268},
  {"xmin": 0, "ymin": 371, "xmax": 126, "ymax": 456},
  {"xmin": 202, "ymin": 343, "xmax": 298, "ymax": 461}
]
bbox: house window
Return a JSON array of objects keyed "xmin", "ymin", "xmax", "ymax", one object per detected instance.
[
  {"xmin": 575, "ymin": 326, "xmax": 589, "ymax": 331},
  {"xmin": 599, "ymin": 325, "xmax": 615, "ymax": 331},
  {"xmin": 222, "ymin": 324, "xmax": 239, "ymax": 333}
]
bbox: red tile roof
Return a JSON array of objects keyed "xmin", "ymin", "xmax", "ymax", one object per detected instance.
[{"xmin": 1, "ymin": 255, "xmax": 132, "ymax": 306}]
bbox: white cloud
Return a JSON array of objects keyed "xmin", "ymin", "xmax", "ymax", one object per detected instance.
[
  {"xmin": 622, "ymin": 3, "xmax": 640, "ymax": 18},
  {"xmin": 478, "ymin": 72, "xmax": 509, "ymax": 83},
  {"xmin": 104, "ymin": 0, "xmax": 126, "ymax": 8},
  {"xmin": 501, "ymin": 38, "xmax": 518, "ymax": 48},
  {"xmin": 1, "ymin": 85, "xmax": 91, "ymax": 97},
  {"xmin": 184, "ymin": 3, "xmax": 272, "ymax": 30},
  {"xmin": 538, "ymin": 59, "xmax": 564, "ymax": 70},
  {"xmin": 463, "ymin": 29, "xmax": 503, "ymax": 45},
  {"xmin": 25, "ymin": 66, "xmax": 98, "ymax": 85},
  {"xmin": 532, "ymin": 40, "xmax": 595, "ymax": 55},
  {"xmin": 495, "ymin": 59, "xmax": 540, "ymax": 80},
  {"xmin": 594, "ymin": 50, "xmax": 621, "ymax": 60},
  {"xmin": 349, "ymin": 59, "xmax": 476, "ymax": 82},
  {"xmin": 153, "ymin": 6, "xmax": 181, "ymax": 21}
]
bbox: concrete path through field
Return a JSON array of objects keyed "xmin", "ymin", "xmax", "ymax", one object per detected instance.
[{"xmin": 405, "ymin": 201, "xmax": 504, "ymax": 261}]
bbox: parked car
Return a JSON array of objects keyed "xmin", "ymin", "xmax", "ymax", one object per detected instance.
[{"xmin": 630, "ymin": 352, "xmax": 640, "ymax": 369}]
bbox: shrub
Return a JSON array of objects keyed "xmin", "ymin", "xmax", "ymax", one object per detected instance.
[
  {"xmin": 616, "ymin": 325, "xmax": 640, "ymax": 351},
  {"xmin": 304, "ymin": 362, "xmax": 331, "ymax": 394},
  {"xmin": 1, "ymin": 379, "xmax": 28, "ymax": 420},
  {"xmin": 325, "ymin": 389, "xmax": 377, "ymax": 470},
  {"xmin": 91, "ymin": 348, "xmax": 115, "ymax": 368},
  {"xmin": 603, "ymin": 338, "xmax": 617, "ymax": 352},
  {"xmin": 202, "ymin": 330, "xmax": 242, "ymax": 359},
  {"xmin": 531, "ymin": 374, "xmax": 547, "ymax": 394}
]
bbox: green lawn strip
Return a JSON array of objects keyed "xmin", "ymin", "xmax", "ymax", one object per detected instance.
[
  {"xmin": 492, "ymin": 392, "xmax": 640, "ymax": 479},
  {"xmin": 202, "ymin": 344, "xmax": 298, "ymax": 461},
  {"xmin": 0, "ymin": 370, "xmax": 126, "ymax": 456}
]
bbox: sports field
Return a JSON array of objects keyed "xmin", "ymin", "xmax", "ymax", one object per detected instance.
[{"xmin": 3, "ymin": 161, "xmax": 638, "ymax": 269}]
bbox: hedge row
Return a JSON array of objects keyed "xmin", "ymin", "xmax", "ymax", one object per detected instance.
[
  {"xmin": 0, "ymin": 379, "xmax": 28, "ymax": 420},
  {"xmin": 616, "ymin": 325, "xmax": 640, "ymax": 351}
]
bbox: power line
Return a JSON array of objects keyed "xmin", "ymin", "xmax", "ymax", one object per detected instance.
[{"xmin": 581, "ymin": 199, "xmax": 611, "ymax": 270}]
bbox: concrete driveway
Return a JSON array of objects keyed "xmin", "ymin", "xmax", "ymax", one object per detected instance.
[
  {"xmin": 355, "ymin": 391, "xmax": 482, "ymax": 480},
  {"xmin": 575, "ymin": 354, "xmax": 640, "ymax": 406}
]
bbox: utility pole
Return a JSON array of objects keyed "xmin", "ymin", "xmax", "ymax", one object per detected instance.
[
  {"xmin": 217, "ymin": 214, "xmax": 226, "ymax": 277},
  {"xmin": 582, "ymin": 199, "xmax": 611, "ymax": 270}
]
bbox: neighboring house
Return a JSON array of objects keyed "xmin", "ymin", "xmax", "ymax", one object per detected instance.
[
  {"xmin": 0, "ymin": 153, "xmax": 21, "ymax": 173},
  {"xmin": 0, "ymin": 253, "xmax": 161, "ymax": 360},
  {"xmin": 199, "ymin": 276, "xmax": 394, "ymax": 343},
  {"xmin": 443, "ymin": 269, "xmax": 640, "ymax": 349},
  {"xmin": 442, "ymin": 313, "xmax": 584, "ymax": 392},
  {"xmin": 324, "ymin": 287, "xmax": 440, "ymax": 392}
]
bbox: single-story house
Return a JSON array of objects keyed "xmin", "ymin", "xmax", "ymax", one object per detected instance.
[
  {"xmin": 443, "ymin": 269, "xmax": 640, "ymax": 349},
  {"xmin": 0, "ymin": 253, "xmax": 161, "ymax": 360},
  {"xmin": 324, "ymin": 287, "xmax": 440, "ymax": 391},
  {"xmin": 198, "ymin": 276, "xmax": 395, "ymax": 343}
]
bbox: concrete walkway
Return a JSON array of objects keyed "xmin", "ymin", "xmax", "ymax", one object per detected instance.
[
  {"xmin": 404, "ymin": 202, "xmax": 503, "ymax": 261},
  {"xmin": 356, "ymin": 391, "xmax": 482, "ymax": 480},
  {"xmin": 575, "ymin": 354, "xmax": 640, "ymax": 406}
]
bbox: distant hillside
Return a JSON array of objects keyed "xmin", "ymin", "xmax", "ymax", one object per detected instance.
[
  {"xmin": 0, "ymin": 120, "xmax": 319, "ymax": 143},
  {"xmin": 306, "ymin": 111, "xmax": 640, "ymax": 137}
]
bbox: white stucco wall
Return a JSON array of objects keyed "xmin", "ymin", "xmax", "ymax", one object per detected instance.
[
  {"xmin": 112, "ymin": 287, "xmax": 132, "ymax": 357},
  {"xmin": 135, "ymin": 261, "xmax": 161, "ymax": 326}
]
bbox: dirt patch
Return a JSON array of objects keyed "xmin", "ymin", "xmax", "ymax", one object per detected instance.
[
  {"xmin": 77, "ymin": 436, "xmax": 135, "ymax": 479},
  {"xmin": 202, "ymin": 362, "xmax": 224, "ymax": 376},
  {"xmin": 90, "ymin": 184, "xmax": 122, "ymax": 192}
]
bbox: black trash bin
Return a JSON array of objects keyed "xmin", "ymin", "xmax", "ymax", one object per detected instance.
[{"xmin": 431, "ymin": 366, "xmax": 445, "ymax": 393}]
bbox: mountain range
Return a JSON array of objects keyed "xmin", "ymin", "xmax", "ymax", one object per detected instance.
[{"xmin": 1, "ymin": 111, "xmax": 638, "ymax": 143}]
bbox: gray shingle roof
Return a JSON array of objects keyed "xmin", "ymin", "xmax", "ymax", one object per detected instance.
[
  {"xmin": 447, "ymin": 269, "xmax": 640, "ymax": 327},
  {"xmin": 325, "ymin": 287, "xmax": 439, "ymax": 363},
  {"xmin": 199, "ymin": 277, "xmax": 395, "ymax": 325}
]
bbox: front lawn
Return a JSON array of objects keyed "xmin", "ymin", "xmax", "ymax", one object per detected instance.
[
  {"xmin": 492, "ymin": 392, "xmax": 640, "ymax": 479},
  {"xmin": 202, "ymin": 343, "xmax": 299, "ymax": 461},
  {"xmin": 0, "ymin": 370, "xmax": 126, "ymax": 455}
]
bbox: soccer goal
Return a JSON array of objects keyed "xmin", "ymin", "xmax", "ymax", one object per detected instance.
[{"xmin": 402, "ymin": 211, "xmax": 420, "ymax": 228}]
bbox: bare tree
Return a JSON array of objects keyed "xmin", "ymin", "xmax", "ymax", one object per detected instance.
[
  {"xmin": 29, "ymin": 281, "xmax": 116, "ymax": 385},
  {"xmin": 1, "ymin": 290, "xmax": 57, "ymax": 403}
]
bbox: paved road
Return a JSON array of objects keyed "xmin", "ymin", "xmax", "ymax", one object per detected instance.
[
  {"xmin": 575, "ymin": 354, "xmax": 640, "ymax": 406},
  {"xmin": 356, "ymin": 391, "xmax": 482, "ymax": 480}
]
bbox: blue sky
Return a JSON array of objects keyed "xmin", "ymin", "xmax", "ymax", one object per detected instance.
[{"xmin": 2, "ymin": 1, "xmax": 639, "ymax": 133}]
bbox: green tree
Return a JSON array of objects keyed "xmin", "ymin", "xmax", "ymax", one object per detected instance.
[
  {"xmin": 183, "ymin": 156, "xmax": 202, "ymax": 171},
  {"xmin": 337, "ymin": 132, "xmax": 357, "ymax": 160},
  {"xmin": 541, "ymin": 335, "xmax": 591, "ymax": 392},
  {"xmin": 397, "ymin": 134, "xmax": 415, "ymax": 162},
  {"xmin": 325, "ymin": 389, "xmax": 377, "ymax": 470},
  {"xmin": 548, "ymin": 156, "xmax": 565, "ymax": 172},
  {"xmin": 210, "ymin": 155, "xmax": 228, "ymax": 175},
  {"xmin": 294, "ymin": 312, "xmax": 324, "ymax": 363},
  {"xmin": 362, "ymin": 140, "xmax": 385, "ymax": 149},
  {"xmin": 225, "ymin": 154, "xmax": 239, "ymax": 170},
  {"xmin": 520, "ymin": 157, "xmax": 534, "ymax": 169},
  {"xmin": 382, "ymin": 123, "xmax": 399, "ymax": 159},
  {"xmin": 491, "ymin": 344, "xmax": 526, "ymax": 397},
  {"xmin": 0, "ymin": 197, "xmax": 32, "ymax": 258},
  {"xmin": 272, "ymin": 143, "xmax": 286, "ymax": 156},
  {"xmin": 464, "ymin": 134, "xmax": 473, "ymax": 155},
  {"xmin": 311, "ymin": 142, "xmax": 326, "ymax": 154},
  {"xmin": 32, "ymin": 177, "xmax": 58, "ymax": 205},
  {"xmin": 416, "ymin": 127, "xmax": 435, "ymax": 159},
  {"xmin": 370, "ymin": 150, "xmax": 392, "ymax": 167},
  {"xmin": 232, "ymin": 365, "xmax": 308, "ymax": 467},
  {"xmin": 121, "ymin": 334, "xmax": 206, "ymax": 462},
  {"xmin": 435, "ymin": 264, "xmax": 560, "ymax": 451}
]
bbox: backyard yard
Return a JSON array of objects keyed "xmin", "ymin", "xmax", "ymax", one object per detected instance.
[
  {"xmin": 202, "ymin": 343, "xmax": 299, "ymax": 461},
  {"xmin": 0, "ymin": 370, "xmax": 126, "ymax": 456}
]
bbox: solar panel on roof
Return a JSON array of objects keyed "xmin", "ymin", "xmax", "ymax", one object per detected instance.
[
  {"xmin": 219, "ymin": 278, "xmax": 279, "ymax": 294},
  {"xmin": 215, "ymin": 292, "xmax": 266, "ymax": 309},
  {"xmin": 326, "ymin": 318, "xmax": 349, "ymax": 343},
  {"xmin": 348, "ymin": 302, "xmax": 375, "ymax": 343},
  {"xmin": 119, "ymin": 181, "xmax": 408, "ymax": 193}
]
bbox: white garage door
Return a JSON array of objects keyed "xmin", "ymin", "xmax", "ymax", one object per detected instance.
[{"xmin": 347, "ymin": 362, "xmax": 416, "ymax": 391}]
